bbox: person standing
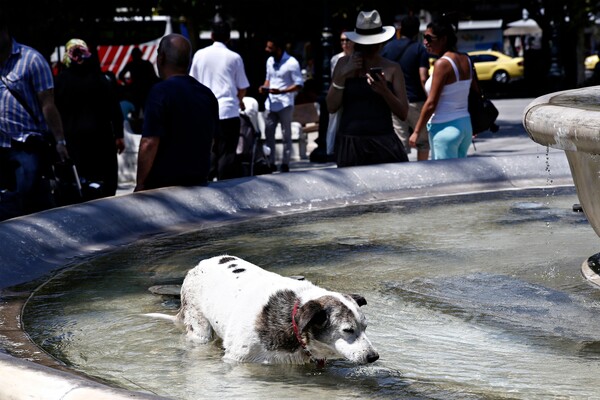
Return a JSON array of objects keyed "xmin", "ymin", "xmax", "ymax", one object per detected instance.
[
  {"xmin": 410, "ymin": 15, "xmax": 473, "ymax": 160},
  {"xmin": 118, "ymin": 47, "xmax": 158, "ymax": 118},
  {"xmin": 135, "ymin": 34, "xmax": 218, "ymax": 191},
  {"xmin": 259, "ymin": 36, "xmax": 304, "ymax": 173},
  {"xmin": 326, "ymin": 10, "xmax": 409, "ymax": 168},
  {"xmin": 326, "ymin": 30, "xmax": 353, "ymax": 158},
  {"xmin": 0, "ymin": 11, "xmax": 69, "ymax": 218},
  {"xmin": 55, "ymin": 39, "xmax": 125, "ymax": 200},
  {"xmin": 330, "ymin": 30, "xmax": 354, "ymax": 75},
  {"xmin": 190, "ymin": 21, "xmax": 250, "ymax": 180},
  {"xmin": 381, "ymin": 15, "xmax": 431, "ymax": 161}
]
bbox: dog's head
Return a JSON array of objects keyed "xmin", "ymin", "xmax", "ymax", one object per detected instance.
[{"xmin": 295, "ymin": 294, "xmax": 379, "ymax": 364}]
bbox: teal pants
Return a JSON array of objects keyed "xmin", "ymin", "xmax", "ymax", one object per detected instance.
[{"xmin": 428, "ymin": 116, "xmax": 473, "ymax": 160}]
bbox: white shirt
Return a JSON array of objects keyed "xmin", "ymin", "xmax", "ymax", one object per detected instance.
[
  {"xmin": 425, "ymin": 56, "xmax": 471, "ymax": 124},
  {"xmin": 190, "ymin": 42, "xmax": 250, "ymax": 120},
  {"xmin": 330, "ymin": 51, "xmax": 345, "ymax": 75},
  {"xmin": 264, "ymin": 52, "xmax": 304, "ymax": 112}
]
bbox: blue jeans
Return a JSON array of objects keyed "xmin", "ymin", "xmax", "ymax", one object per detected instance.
[
  {"xmin": 0, "ymin": 144, "xmax": 47, "ymax": 215},
  {"xmin": 11, "ymin": 148, "xmax": 41, "ymax": 196}
]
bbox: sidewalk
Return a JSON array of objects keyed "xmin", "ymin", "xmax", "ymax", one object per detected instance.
[
  {"xmin": 118, "ymin": 97, "xmax": 558, "ymax": 195},
  {"xmin": 274, "ymin": 97, "xmax": 557, "ymax": 167}
]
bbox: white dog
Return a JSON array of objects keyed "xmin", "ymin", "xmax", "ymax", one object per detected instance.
[{"xmin": 165, "ymin": 255, "xmax": 379, "ymax": 366}]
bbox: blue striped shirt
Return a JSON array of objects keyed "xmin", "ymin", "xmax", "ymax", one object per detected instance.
[{"xmin": 0, "ymin": 38, "xmax": 54, "ymax": 147}]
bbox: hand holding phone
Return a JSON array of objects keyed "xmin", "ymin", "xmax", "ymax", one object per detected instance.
[{"xmin": 369, "ymin": 67, "xmax": 383, "ymax": 81}]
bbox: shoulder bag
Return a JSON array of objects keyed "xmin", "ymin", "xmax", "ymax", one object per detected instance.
[{"xmin": 468, "ymin": 64, "xmax": 499, "ymax": 135}]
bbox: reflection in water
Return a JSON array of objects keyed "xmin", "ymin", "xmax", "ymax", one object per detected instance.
[{"xmin": 24, "ymin": 187, "xmax": 600, "ymax": 399}]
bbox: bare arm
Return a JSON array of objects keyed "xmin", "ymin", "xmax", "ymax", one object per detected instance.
[
  {"xmin": 37, "ymin": 88, "xmax": 68, "ymax": 161},
  {"xmin": 326, "ymin": 60, "xmax": 345, "ymax": 113},
  {"xmin": 410, "ymin": 59, "xmax": 451, "ymax": 148},
  {"xmin": 135, "ymin": 136, "xmax": 160, "ymax": 192},
  {"xmin": 326, "ymin": 55, "xmax": 360, "ymax": 113},
  {"xmin": 419, "ymin": 66, "xmax": 429, "ymax": 92}
]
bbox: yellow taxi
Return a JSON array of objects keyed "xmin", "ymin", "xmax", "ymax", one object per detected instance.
[
  {"xmin": 428, "ymin": 51, "xmax": 524, "ymax": 85},
  {"xmin": 585, "ymin": 54, "xmax": 598, "ymax": 70},
  {"xmin": 467, "ymin": 50, "xmax": 524, "ymax": 84}
]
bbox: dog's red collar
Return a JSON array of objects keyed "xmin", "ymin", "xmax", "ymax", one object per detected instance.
[{"xmin": 292, "ymin": 300, "xmax": 326, "ymax": 368}]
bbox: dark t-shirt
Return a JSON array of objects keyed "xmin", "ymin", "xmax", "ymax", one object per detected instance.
[
  {"xmin": 142, "ymin": 75, "xmax": 219, "ymax": 189},
  {"xmin": 381, "ymin": 37, "xmax": 430, "ymax": 102}
]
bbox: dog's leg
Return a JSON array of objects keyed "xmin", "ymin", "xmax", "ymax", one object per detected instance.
[{"xmin": 178, "ymin": 304, "xmax": 214, "ymax": 343}]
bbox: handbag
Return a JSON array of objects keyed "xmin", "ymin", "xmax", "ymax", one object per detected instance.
[{"xmin": 468, "ymin": 66, "xmax": 499, "ymax": 135}]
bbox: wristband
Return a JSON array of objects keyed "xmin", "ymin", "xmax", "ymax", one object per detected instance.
[
  {"xmin": 56, "ymin": 139, "xmax": 67, "ymax": 146},
  {"xmin": 332, "ymin": 82, "xmax": 345, "ymax": 90}
]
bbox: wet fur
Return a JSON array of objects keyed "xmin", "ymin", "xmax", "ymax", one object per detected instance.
[{"xmin": 175, "ymin": 255, "xmax": 379, "ymax": 365}]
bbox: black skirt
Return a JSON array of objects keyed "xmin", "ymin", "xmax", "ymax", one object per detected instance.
[{"xmin": 336, "ymin": 133, "xmax": 408, "ymax": 167}]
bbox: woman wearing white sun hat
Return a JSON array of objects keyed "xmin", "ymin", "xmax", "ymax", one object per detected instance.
[{"xmin": 326, "ymin": 10, "xmax": 409, "ymax": 167}]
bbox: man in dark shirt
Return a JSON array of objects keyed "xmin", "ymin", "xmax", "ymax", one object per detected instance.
[
  {"xmin": 381, "ymin": 15, "xmax": 430, "ymax": 161},
  {"xmin": 135, "ymin": 34, "xmax": 219, "ymax": 191}
]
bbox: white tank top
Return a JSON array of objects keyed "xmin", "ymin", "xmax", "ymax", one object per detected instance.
[{"xmin": 425, "ymin": 55, "xmax": 472, "ymax": 124}]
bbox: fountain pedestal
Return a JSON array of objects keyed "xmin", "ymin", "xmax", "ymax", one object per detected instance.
[{"xmin": 524, "ymin": 87, "xmax": 600, "ymax": 286}]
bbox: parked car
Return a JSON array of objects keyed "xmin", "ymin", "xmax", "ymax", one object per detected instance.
[
  {"xmin": 468, "ymin": 50, "xmax": 524, "ymax": 84},
  {"xmin": 585, "ymin": 54, "xmax": 598, "ymax": 70}
]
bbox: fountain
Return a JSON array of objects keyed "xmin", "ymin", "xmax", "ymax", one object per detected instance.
[
  {"xmin": 0, "ymin": 152, "xmax": 581, "ymax": 399},
  {"xmin": 524, "ymin": 86, "xmax": 600, "ymax": 287}
]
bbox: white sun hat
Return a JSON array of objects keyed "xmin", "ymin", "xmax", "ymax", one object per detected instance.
[{"xmin": 345, "ymin": 10, "xmax": 396, "ymax": 45}]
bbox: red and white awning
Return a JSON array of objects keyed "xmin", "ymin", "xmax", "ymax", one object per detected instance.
[{"xmin": 50, "ymin": 15, "xmax": 171, "ymax": 78}]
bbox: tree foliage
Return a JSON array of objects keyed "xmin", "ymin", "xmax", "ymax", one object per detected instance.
[{"xmin": 5, "ymin": 0, "xmax": 600, "ymax": 87}]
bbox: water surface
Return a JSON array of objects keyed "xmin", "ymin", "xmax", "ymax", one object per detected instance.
[{"xmin": 25, "ymin": 187, "xmax": 600, "ymax": 399}]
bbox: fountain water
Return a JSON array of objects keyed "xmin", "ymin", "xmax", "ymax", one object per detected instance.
[
  {"xmin": 0, "ymin": 153, "xmax": 581, "ymax": 399},
  {"xmin": 524, "ymin": 86, "xmax": 600, "ymax": 286}
]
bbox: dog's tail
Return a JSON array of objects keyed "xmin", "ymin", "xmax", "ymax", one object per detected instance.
[{"xmin": 141, "ymin": 312, "xmax": 178, "ymax": 323}]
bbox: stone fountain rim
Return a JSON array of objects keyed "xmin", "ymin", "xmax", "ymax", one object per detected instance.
[
  {"xmin": 0, "ymin": 154, "xmax": 576, "ymax": 400},
  {"xmin": 523, "ymin": 87, "xmax": 600, "ymax": 154}
]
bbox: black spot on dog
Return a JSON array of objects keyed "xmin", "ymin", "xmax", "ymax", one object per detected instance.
[
  {"xmin": 228, "ymin": 263, "xmax": 238, "ymax": 268},
  {"xmin": 256, "ymin": 290, "xmax": 299, "ymax": 352},
  {"xmin": 219, "ymin": 256, "xmax": 236, "ymax": 264},
  {"xmin": 232, "ymin": 268, "xmax": 246, "ymax": 273}
]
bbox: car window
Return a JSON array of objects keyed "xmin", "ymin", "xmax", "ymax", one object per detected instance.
[{"xmin": 479, "ymin": 55, "xmax": 498, "ymax": 63}]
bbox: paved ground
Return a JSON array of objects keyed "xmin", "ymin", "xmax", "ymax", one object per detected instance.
[
  {"xmin": 117, "ymin": 97, "xmax": 559, "ymax": 195},
  {"xmin": 295, "ymin": 97, "xmax": 556, "ymax": 165}
]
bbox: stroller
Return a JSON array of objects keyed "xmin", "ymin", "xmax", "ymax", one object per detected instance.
[{"xmin": 237, "ymin": 99, "xmax": 272, "ymax": 176}]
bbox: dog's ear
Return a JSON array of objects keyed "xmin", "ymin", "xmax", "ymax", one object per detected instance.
[
  {"xmin": 348, "ymin": 294, "xmax": 367, "ymax": 307},
  {"xmin": 296, "ymin": 300, "xmax": 327, "ymax": 332}
]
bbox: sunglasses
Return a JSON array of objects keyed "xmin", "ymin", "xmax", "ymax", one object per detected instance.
[
  {"xmin": 423, "ymin": 34, "xmax": 438, "ymax": 43},
  {"xmin": 340, "ymin": 38, "xmax": 349, "ymax": 43}
]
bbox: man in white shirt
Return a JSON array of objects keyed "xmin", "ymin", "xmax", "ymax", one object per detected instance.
[
  {"xmin": 259, "ymin": 36, "xmax": 304, "ymax": 172},
  {"xmin": 190, "ymin": 21, "xmax": 250, "ymax": 180}
]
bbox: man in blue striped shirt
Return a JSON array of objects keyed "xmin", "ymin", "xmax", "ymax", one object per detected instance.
[{"xmin": 0, "ymin": 12, "xmax": 69, "ymax": 218}]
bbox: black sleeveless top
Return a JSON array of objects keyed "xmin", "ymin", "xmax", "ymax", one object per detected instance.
[
  {"xmin": 335, "ymin": 77, "xmax": 408, "ymax": 167},
  {"xmin": 339, "ymin": 77, "xmax": 395, "ymax": 137}
]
